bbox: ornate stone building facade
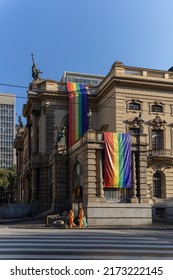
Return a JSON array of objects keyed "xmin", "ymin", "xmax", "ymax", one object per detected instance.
[{"xmin": 14, "ymin": 61, "xmax": 173, "ymax": 225}]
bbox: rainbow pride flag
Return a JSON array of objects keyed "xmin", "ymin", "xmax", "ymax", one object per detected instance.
[
  {"xmin": 104, "ymin": 132, "xmax": 132, "ymax": 188},
  {"xmin": 67, "ymin": 82, "xmax": 88, "ymax": 146}
]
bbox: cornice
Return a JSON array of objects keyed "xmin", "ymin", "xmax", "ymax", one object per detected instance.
[{"xmin": 96, "ymin": 75, "xmax": 173, "ymax": 101}]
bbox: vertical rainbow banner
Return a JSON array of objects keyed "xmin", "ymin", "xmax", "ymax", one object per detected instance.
[
  {"xmin": 67, "ymin": 82, "xmax": 88, "ymax": 146},
  {"xmin": 104, "ymin": 132, "xmax": 132, "ymax": 188}
]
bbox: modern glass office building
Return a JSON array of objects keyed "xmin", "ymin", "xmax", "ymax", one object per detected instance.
[
  {"xmin": 61, "ymin": 71, "xmax": 104, "ymax": 85},
  {"xmin": 0, "ymin": 93, "xmax": 15, "ymax": 169}
]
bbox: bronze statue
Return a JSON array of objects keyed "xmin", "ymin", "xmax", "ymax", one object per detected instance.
[
  {"xmin": 87, "ymin": 108, "xmax": 92, "ymax": 129},
  {"xmin": 16, "ymin": 113, "xmax": 23, "ymax": 129},
  {"xmin": 31, "ymin": 53, "xmax": 42, "ymax": 80},
  {"xmin": 55, "ymin": 126, "xmax": 66, "ymax": 143}
]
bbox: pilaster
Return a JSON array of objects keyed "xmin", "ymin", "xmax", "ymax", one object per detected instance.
[
  {"xmin": 50, "ymin": 144, "xmax": 69, "ymax": 212},
  {"xmin": 26, "ymin": 118, "xmax": 31, "ymax": 160},
  {"xmin": 31, "ymin": 110, "xmax": 38, "ymax": 154},
  {"xmin": 96, "ymin": 149, "xmax": 105, "ymax": 199},
  {"xmin": 31, "ymin": 168, "xmax": 37, "ymax": 202},
  {"xmin": 138, "ymin": 134, "xmax": 150, "ymax": 203},
  {"xmin": 83, "ymin": 145, "xmax": 97, "ymax": 203},
  {"xmin": 131, "ymin": 151, "xmax": 139, "ymax": 203}
]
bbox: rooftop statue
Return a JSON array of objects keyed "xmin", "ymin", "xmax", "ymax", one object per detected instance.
[
  {"xmin": 16, "ymin": 113, "xmax": 24, "ymax": 129},
  {"xmin": 31, "ymin": 53, "xmax": 43, "ymax": 80}
]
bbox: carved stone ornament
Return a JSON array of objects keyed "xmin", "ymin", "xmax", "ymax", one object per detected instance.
[
  {"xmin": 127, "ymin": 117, "xmax": 145, "ymax": 133},
  {"xmin": 127, "ymin": 116, "xmax": 144, "ymax": 129},
  {"xmin": 131, "ymin": 98, "xmax": 142, "ymax": 104},
  {"xmin": 99, "ymin": 124, "xmax": 109, "ymax": 132},
  {"xmin": 153, "ymin": 100, "xmax": 164, "ymax": 106},
  {"xmin": 149, "ymin": 116, "xmax": 167, "ymax": 129}
]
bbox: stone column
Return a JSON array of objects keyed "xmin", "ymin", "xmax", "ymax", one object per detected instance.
[
  {"xmin": 96, "ymin": 149, "xmax": 104, "ymax": 198},
  {"xmin": 50, "ymin": 159, "xmax": 56, "ymax": 211},
  {"xmin": 138, "ymin": 134, "xmax": 149, "ymax": 203},
  {"xmin": 130, "ymin": 151, "xmax": 139, "ymax": 203},
  {"xmin": 31, "ymin": 168, "xmax": 37, "ymax": 202},
  {"xmin": 32, "ymin": 110, "xmax": 38, "ymax": 154},
  {"xmin": 83, "ymin": 145, "xmax": 97, "ymax": 203},
  {"xmin": 16, "ymin": 151, "xmax": 19, "ymax": 174},
  {"xmin": 26, "ymin": 119, "xmax": 31, "ymax": 160},
  {"xmin": 51, "ymin": 145, "xmax": 68, "ymax": 212}
]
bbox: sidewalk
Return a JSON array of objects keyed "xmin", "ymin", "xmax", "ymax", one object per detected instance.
[{"xmin": 1, "ymin": 217, "xmax": 173, "ymax": 230}]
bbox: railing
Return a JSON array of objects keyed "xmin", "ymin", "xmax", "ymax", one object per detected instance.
[
  {"xmin": 148, "ymin": 149, "xmax": 173, "ymax": 157},
  {"xmin": 124, "ymin": 69, "xmax": 142, "ymax": 76},
  {"xmin": 104, "ymin": 188, "xmax": 130, "ymax": 202},
  {"xmin": 49, "ymin": 64, "xmax": 173, "ymax": 98},
  {"xmin": 147, "ymin": 71, "xmax": 164, "ymax": 78},
  {"xmin": 124, "ymin": 66, "xmax": 172, "ymax": 80}
]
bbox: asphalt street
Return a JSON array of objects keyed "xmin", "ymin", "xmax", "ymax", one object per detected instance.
[{"xmin": 0, "ymin": 224, "xmax": 173, "ymax": 259}]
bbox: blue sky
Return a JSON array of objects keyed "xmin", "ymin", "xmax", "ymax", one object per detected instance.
[{"xmin": 0, "ymin": 0, "xmax": 173, "ymax": 123}]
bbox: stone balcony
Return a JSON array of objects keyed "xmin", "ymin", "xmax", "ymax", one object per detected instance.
[
  {"xmin": 68, "ymin": 130, "xmax": 104, "ymax": 154},
  {"xmin": 147, "ymin": 149, "xmax": 173, "ymax": 164}
]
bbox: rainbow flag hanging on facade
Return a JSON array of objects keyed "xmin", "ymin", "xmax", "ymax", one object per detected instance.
[
  {"xmin": 67, "ymin": 82, "xmax": 88, "ymax": 146},
  {"xmin": 104, "ymin": 132, "xmax": 132, "ymax": 188}
]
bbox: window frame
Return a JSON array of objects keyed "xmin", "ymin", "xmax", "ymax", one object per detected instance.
[
  {"xmin": 128, "ymin": 102, "xmax": 141, "ymax": 111},
  {"xmin": 153, "ymin": 172, "xmax": 162, "ymax": 198},
  {"xmin": 151, "ymin": 129, "xmax": 164, "ymax": 150},
  {"xmin": 151, "ymin": 104, "xmax": 163, "ymax": 113},
  {"xmin": 149, "ymin": 101, "xmax": 164, "ymax": 115},
  {"xmin": 126, "ymin": 99, "xmax": 143, "ymax": 113}
]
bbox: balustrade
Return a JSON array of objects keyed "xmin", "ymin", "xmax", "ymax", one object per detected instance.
[
  {"xmin": 124, "ymin": 66, "xmax": 172, "ymax": 80},
  {"xmin": 148, "ymin": 149, "xmax": 173, "ymax": 157}
]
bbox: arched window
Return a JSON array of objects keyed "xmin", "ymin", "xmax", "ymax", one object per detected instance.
[
  {"xmin": 74, "ymin": 162, "xmax": 81, "ymax": 176},
  {"xmin": 153, "ymin": 172, "xmax": 162, "ymax": 198}
]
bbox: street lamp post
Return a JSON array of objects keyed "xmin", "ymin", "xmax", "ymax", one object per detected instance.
[{"xmin": 136, "ymin": 112, "xmax": 143, "ymax": 203}]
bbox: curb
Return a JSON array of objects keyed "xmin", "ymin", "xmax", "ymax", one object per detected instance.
[{"xmin": 7, "ymin": 224, "xmax": 173, "ymax": 230}]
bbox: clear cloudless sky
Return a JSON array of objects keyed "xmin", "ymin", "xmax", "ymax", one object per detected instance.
[{"xmin": 0, "ymin": 0, "xmax": 173, "ymax": 123}]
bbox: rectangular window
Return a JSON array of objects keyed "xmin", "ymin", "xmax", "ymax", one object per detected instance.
[
  {"xmin": 151, "ymin": 105, "xmax": 163, "ymax": 112},
  {"xmin": 152, "ymin": 130, "xmax": 163, "ymax": 150},
  {"xmin": 128, "ymin": 103, "xmax": 140, "ymax": 110}
]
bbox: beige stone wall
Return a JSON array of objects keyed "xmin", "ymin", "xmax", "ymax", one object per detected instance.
[
  {"xmin": 97, "ymin": 88, "xmax": 116, "ymax": 131},
  {"xmin": 97, "ymin": 66, "xmax": 173, "ymax": 204},
  {"xmin": 119, "ymin": 87, "xmax": 173, "ymax": 148},
  {"xmin": 114, "ymin": 85, "xmax": 173, "ymax": 203},
  {"xmin": 165, "ymin": 169, "xmax": 173, "ymax": 199}
]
